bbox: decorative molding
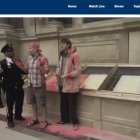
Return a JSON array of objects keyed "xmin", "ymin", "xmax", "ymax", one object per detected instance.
[
  {"xmin": 0, "ymin": 23, "xmax": 15, "ymax": 32},
  {"xmin": 0, "ymin": 30, "xmax": 19, "ymax": 41},
  {"xmin": 36, "ymin": 25, "xmax": 63, "ymax": 39},
  {"xmin": 20, "ymin": 36, "xmax": 37, "ymax": 41},
  {"xmin": 21, "ymin": 18, "xmax": 140, "ymax": 41}
]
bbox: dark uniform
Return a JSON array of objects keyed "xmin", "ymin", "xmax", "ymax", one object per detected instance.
[
  {"xmin": 0, "ymin": 76, "xmax": 4, "ymax": 108},
  {"xmin": 0, "ymin": 44, "xmax": 27, "ymax": 127}
]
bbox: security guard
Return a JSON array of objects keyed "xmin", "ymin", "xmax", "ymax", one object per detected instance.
[
  {"xmin": 0, "ymin": 76, "xmax": 4, "ymax": 108},
  {"xmin": 0, "ymin": 43, "xmax": 27, "ymax": 127},
  {"xmin": 0, "ymin": 61, "xmax": 4, "ymax": 108}
]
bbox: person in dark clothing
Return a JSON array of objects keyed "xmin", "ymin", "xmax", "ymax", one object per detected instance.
[
  {"xmin": 0, "ymin": 43, "xmax": 27, "ymax": 128},
  {"xmin": 0, "ymin": 79, "xmax": 4, "ymax": 108},
  {"xmin": 56, "ymin": 38, "xmax": 81, "ymax": 130},
  {"xmin": 0, "ymin": 62, "xmax": 4, "ymax": 108},
  {"xmin": 0, "ymin": 96, "xmax": 4, "ymax": 108}
]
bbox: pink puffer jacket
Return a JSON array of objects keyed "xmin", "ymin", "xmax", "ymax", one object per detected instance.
[{"xmin": 57, "ymin": 47, "xmax": 81, "ymax": 93}]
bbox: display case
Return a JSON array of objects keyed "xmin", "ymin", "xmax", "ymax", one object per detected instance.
[{"xmin": 45, "ymin": 64, "xmax": 140, "ymax": 138}]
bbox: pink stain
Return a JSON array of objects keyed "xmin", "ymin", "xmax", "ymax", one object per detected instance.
[
  {"xmin": 46, "ymin": 125, "xmax": 131, "ymax": 140},
  {"xmin": 24, "ymin": 116, "xmax": 137, "ymax": 140}
]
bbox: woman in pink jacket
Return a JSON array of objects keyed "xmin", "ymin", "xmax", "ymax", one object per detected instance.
[{"xmin": 56, "ymin": 38, "xmax": 81, "ymax": 130}]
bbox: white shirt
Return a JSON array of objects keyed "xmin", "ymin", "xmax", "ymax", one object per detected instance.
[{"xmin": 6, "ymin": 57, "xmax": 13, "ymax": 66}]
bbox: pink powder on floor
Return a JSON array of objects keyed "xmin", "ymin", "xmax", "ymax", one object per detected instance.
[
  {"xmin": 24, "ymin": 116, "xmax": 136, "ymax": 140},
  {"xmin": 47, "ymin": 125, "xmax": 132, "ymax": 140}
]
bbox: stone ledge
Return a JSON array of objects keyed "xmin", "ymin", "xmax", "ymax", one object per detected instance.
[
  {"xmin": 0, "ymin": 31, "xmax": 20, "ymax": 40},
  {"xmin": 81, "ymin": 90, "xmax": 140, "ymax": 102}
]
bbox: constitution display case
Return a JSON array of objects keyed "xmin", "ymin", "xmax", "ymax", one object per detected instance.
[{"xmin": 44, "ymin": 64, "xmax": 140, "ymax": 138}]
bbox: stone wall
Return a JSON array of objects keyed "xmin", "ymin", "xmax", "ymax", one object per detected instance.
[
  {"xmin": 1, "ymin": 18, "xmax": 140, "ymax": 64},
  {"xmin": 45, "ymin": 90, "xmax": 140, "ymax": 138}
]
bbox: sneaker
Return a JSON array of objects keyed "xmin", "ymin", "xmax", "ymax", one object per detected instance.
[
  {"xmin": 0, "ymin": 104, "xmax": 4, "ymax": 108},
  {"xmin": 57, "ymin": 121, "xmax": 69, "ymax": 124},
  {"xmin": 7, "ymin": 122, "xmax": 15, "ymax": 128},
  {"xmin": 14, "ymin": 116, "xmax": 25, "ymax": 121}
]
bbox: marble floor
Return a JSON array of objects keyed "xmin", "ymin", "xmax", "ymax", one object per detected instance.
[{"xmin": 0, "ymin": 105, "xmax": 139, "ymax": 140}]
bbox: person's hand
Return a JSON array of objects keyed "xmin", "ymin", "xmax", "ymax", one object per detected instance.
[
  {"xmin": 0, "ymin": 67, "xmax": 4, "ymax": 74},
  {"xmin": 61, "ymin": 75, "xmax": 69, "ymax": 79},
  {"xmin": 56, "ymin": 72, "xmax": 61, "ymax": 77},
  {"xmin": 56, "ymin": 69, "xmax": 61, "ymax": 77}
]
